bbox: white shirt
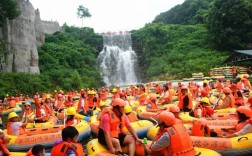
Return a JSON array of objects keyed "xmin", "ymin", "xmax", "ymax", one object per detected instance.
[{"xmin": 10, "ymin": 122, "xmax": 22, "ymax": 136}]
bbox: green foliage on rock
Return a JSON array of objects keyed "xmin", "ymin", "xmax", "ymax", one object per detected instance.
[
  {"xmin": 0, "ymin": 0, "xmax": 20, "ymax": 27},
  {"xmin": 132, "ymin": 23, "xmax": 229, "ymax": 81}
]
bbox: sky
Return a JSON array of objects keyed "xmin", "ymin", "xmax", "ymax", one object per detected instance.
[{"xmin": 29, "ymin": 0, "xmax": 185, "ymax": 33}]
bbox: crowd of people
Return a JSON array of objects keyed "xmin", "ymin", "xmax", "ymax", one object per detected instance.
[{"xmin": 0, "ymin": 74, "xmax": 251, "ymax": 155}]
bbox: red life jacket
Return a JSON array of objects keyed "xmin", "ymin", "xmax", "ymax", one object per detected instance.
[
  {"xmin": 236, "ymin": 120, "xmax": 250, "ymax": 132},
  {"xmin": 178, "ymin": 94, "xmax": 192, "ymax": 110},
  {"xmin": 35, "ymin": 105, "xmax": 48, "ymax": 121},
  {"xmin": 50, "ymin": 141, "xmax": 85, "ymax": 156},
  {"xmin": 191, "ymin": 121, "xmax": 205, "ymax": 136},
  {"xmin": 0, "ymin": 140, "xmax": 10, "ymax": 156},
  {"xmin": 99, "ymin": 108, "xmax": 126, "ymax": 138}
]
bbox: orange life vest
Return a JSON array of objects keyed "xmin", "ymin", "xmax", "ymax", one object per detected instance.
[
  {"xmin": 7, "ymin": 122, "xmax": 26, "ymax": 135},
  {"xmin": 0, "ymin": 140, "xmax": 10, "ymax": 156},
  {"xmin": 178, "ymin": 94, "xmax": 193, "ymax": 110},
  {"xmin": 99, "ymin": 109, "xmax": 126, "ymax": 138},
  {"xmin": 154, "ymin": 124, "xmax": 195, "ymax": 156},
  {"xmin": 9, "ymin": 100, "xmax": 16, "ymax": 108},
  {"xmin": 35, "ymin": 105, "xmax": 48, "ymax": 121},
  {"xmin": 88, "ymin": 97, "xmax": 94, "ymax": 108},
  {"xmin": 193, "ymin": 104, "xmax": 206, "ymax": 118},
  {"xmin": 126, "ymin": 112, "xmax": 138, "ymax": 122},
  {"xmin": 138, "ymin": 93, "xmax": 147, "ymax": 105},
  {"xmin": 191, "ymin": 121, "xmax": 205, "ymax": 136},
  {"xmin": 235, "ymin": 120, "xmax": 250, "ymax": 132},
  {"xmin": 50, "ymin": 141, "xmax": 85, "ymax": 156},
  {"xmin": 222, "ymin": 94, "xmax": 235, "ymax": 108},
  {"xmin": 64, "ymin": 100, "xmax": 74, "ymax": 108},
  {"xmin": 77, "ymin": 96, "xmax": 88, "ymax": 111},
  {"xmin": 26, "ymin": 148, "xmax": 34, "ymax": 156},
  {"xmin": 237, "ymin": 82, "xmax": 242, "ymax": 90},
  {"xmin": 65, "ymin": 115, "xmax": 79, "ymax": 127},
  {"xmin": 216, "ymin": 81, "xmax": 223, "ymax": 92},
  {"xmin": 44, "ymin": 104, "xmax": 53, "ymax": 116},
  {"xmin": 244, "ymin": 80, "xmax": 251, "ymax": 88},
  {"xmin": 22, "ymin": 109, "xmax": 33, "ymax": 117},
  {"xmin": 55, "ymin": 99, "xmax": 64, "ymax": 110}
]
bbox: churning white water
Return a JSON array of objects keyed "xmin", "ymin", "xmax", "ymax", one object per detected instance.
[{"xmin": 97, "ymin": 33, "xmax": 139, "ymax": 86}]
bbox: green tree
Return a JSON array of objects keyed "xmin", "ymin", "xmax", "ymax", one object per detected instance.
[
  {"xmin": 207, "ymin": 0, "xmax": 252, "ymax": 50},
  {"xmin": 0, "ymin": 0, "xmax": 20, "ymax": 27},
  {"xmin": 77, "ymin": 5, "xmax": 91, "ymax": 27}
]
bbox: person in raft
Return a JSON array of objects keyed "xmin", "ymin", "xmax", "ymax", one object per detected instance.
[
  {"xmin": 143, "ymin": 111, "xmax": 195, "ymax": 155},
  {"xmin": 0, "ymin": 129, "xmax": 11, "ymax": 156},
  {"xmin": 98, "ymin": 98, "xmax": 142, "ymax": 156},
  {"xmin": 178, "ymin": 86, "xmax": 193, "ymax": 112},
  {"xmin": 7, "ymin": 112, "xmax": 27, "ymax": 136},
  {"xmin": 51, "ymin": 126, "xmax": 85, "ymax": 156},
  {"xmin": 65, "ymin": 107, "xmax": 79, "ymax": 127},
  {"xmin": 26, "ymin": 144, "xmax": 45, "ymax": 156},
  {"xmin": 221, "ymin": 106, "xmax": 252, "ymax": 138}
]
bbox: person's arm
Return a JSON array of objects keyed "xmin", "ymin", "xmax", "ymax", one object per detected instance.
[
  {"xmin": 125, "ymin": 116, "xmax": 142, "ymax": 144},
  {"xmin": 101, "ymin": 114, "xmax": 116, "ymax": 154},
  {"xmin": 144, "ymin": 132, "xmax": 170, "ymax": 154}
]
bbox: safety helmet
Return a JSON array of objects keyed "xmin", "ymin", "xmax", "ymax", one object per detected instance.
[
  {"xmin": 112, "ymin": 88, "xmax": 117, "ymax": 93},
  {"xmin": 120, "ymin": 92, "xmax": 126, "ymax": 98},
  {"xmin": 181, "ymin": 86, "xmax": 188, "ymax": 90},
  {"xmin": 203, "ymin": 80, "xmax": 208, "ymax": 84},
  {"xmin": 200, "ymin": 97, "xmax": 210, "ymax": 105},
  {"xmin": 148, "ymin": 95, "xmax": 157, "ymax": 102},
  {"xmin": 158, "ymin": 111, "xmax": 175, "ymax": 127},
  {"xmin": 66, "ymin": 107, "xmax": 76, "ymax": 116},
  {"xmin": 24, "ymin": 102, "xmax": 31, "ymax": 106},
  {"xmin": 35, "ymin": 99, "xmax": 41, "ymax": 105},
  {"xmin": 99, "ymin": 101, "xmax": 106, "ymax": 107},
  {"xmin": 197, "ymin": 118, "xmax": 207, "ymax": 126},
  {"xmin": 223, "ymin": 87, "xmax": 231, "ymax": 94},
  {"xmin": 46, "ymin": 95, "xmax": 51, "ymax": 99},
  {"xmin": 54, "ymin": 90, "xmax": 57, "ymax": 93},
  {"xmin": 209, "ymin": 79, "xmax": 213, "ymax": 82},
  {"xmin": 237, "ymin": 106, "xmax": 252, "ymax": 118},
  {"xmin": 230, "ymin": 84, "xmax": 237, "ymax": 89},
  {"xmin": 112, "ymin": 98, "xmax": 125, "ymax": 107},
  {"xmin": 169, "ymin": 105, "xmax": 180, "ymax": 113},
  {"xmin": 6, "ymin": 94, "xmax": 9, "ymax": 97},
  {"xmin": 248, "ymin": 96, "xmax": 252, "ymax": 105},
  {"xmin": 201, "ymin": 90, "xmax": 207, "ymax": 97},
  {"xmin": 124, "ymin": 105, "xmax": 133, "ymax": 114},
  {"xmin": 235, "ymin": 100, "xmax": 244, "ymax": 106},
  {"xmin": 8, "ymin": 112, "xmax": 19, "ymax": 119}
]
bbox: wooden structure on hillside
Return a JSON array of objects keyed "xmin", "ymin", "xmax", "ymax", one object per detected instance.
[{"xmin": 223, "ymin": 50, "xmax": 252, "ymax": 64}]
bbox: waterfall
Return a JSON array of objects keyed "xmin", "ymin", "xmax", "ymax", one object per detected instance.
[{"xmin": 97, "ymin": 33, "xmax": 140, "ymax": 86}]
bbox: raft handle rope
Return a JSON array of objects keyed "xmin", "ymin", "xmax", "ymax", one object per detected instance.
[
  {"xmin": 195, "ymin": 152, "xmax": 202, "ymax": 156},
  {"xmin": 238, "ymin": 136, "xmax": 248, "ymax": 142}
]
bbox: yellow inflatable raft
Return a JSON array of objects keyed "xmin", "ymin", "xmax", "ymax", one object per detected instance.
[
  {"xmin": 86, "ymin": 139, "xmax": 221, "ymax": 156},
  {"xmin": 0, "ymin": 105, "xmax": 22, "ymax": 116},
  {"xmin": 6, "ymin": 121, "xmax": 91, "ymax": 151}
]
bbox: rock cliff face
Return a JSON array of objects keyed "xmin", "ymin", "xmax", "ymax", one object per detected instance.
[{"xmin": 0, "ymin": 0, "xmax": 60, "ymax": 73}]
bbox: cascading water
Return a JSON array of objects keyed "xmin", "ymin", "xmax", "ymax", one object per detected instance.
[{"xmin": 97, "ymin": 33, "xmax": 140, "ymax": 86}]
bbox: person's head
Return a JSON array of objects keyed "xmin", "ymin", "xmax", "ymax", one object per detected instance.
[
  {"xmin": 163, "ymin": 85, "xmax": 168, "ymax": 91},
  {"xmin": 200, "ymin": 90, "xmax": 207, "ymax": 97},
  {"xmin": 169, "ymin": 105, "xmax": 180, "ymax": 118},
  {"xmin": 235, "ymin": 100, "xmax": 245, "ymax": 108},
  {"xmin": 200, "ymin": 97, "xmax": 210, "ymax": 108},
  {"xmin": 223, "ymin": 87, "xmax": 231, "ymax": 95},
  {"xmin": 24, "ymin": 102, "xmax": 31, "ymax": 110},
  {"xmin": 112, "ymin": 98, "xmax": 125, "ymax": 116},
  {"xmin": 8, "ymin": 112, "xmax": 19, "ymax": 122},
  {"xmin": 236, "ymin": 106, "xmax": 252, "ymax": 122},
  {"xmin": 218, "ymin": 78, "xmax": 222, "ymax": 82},
  {"xmin": 158, "ymin": 111, "xmax": 175, "ymax": 128},
  {"xmin": 31, "ymin": 144, "xmax": 45, "ymax": 156},
  {"xmin": 120, "ymin": 92, "xmax": 126, "ymax": 99},
  {"xmin": 181, "ymin": 86, "xmax": 188, "ymax": 95},
  {"xmin": 62, "ymin": 126, "xmax": 79, "ymax": 143},
  {"xmin": 66, "ymin": 107, "xmax": 76, "ymax": 119},
  {"xmin": 230, "ymin": 84, "xmax": 237, "ymax": 91}
]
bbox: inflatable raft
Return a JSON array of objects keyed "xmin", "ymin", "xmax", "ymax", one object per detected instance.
[
  {"xmin": 0, "ymin": 105, "xmax": 22, "ymax": 116},
  {"xmin": 86, "ymin": 138, "xmax": 221, "ymax": 156},
  {"xmin": 26, "ymin": 116, "xmax": 58, "ymax": 129},
  {"xmin": 6, "ymin": 121, "xmax": 91, "ymax": 151},
  {"xmin": 90, "ymin": 120, "xmax": 153, "ymax": 138}
]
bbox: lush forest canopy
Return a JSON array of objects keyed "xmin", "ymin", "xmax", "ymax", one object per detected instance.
[{"xmin": 1, "ymin": 0, "xmax": 252, "ymax": 97}]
